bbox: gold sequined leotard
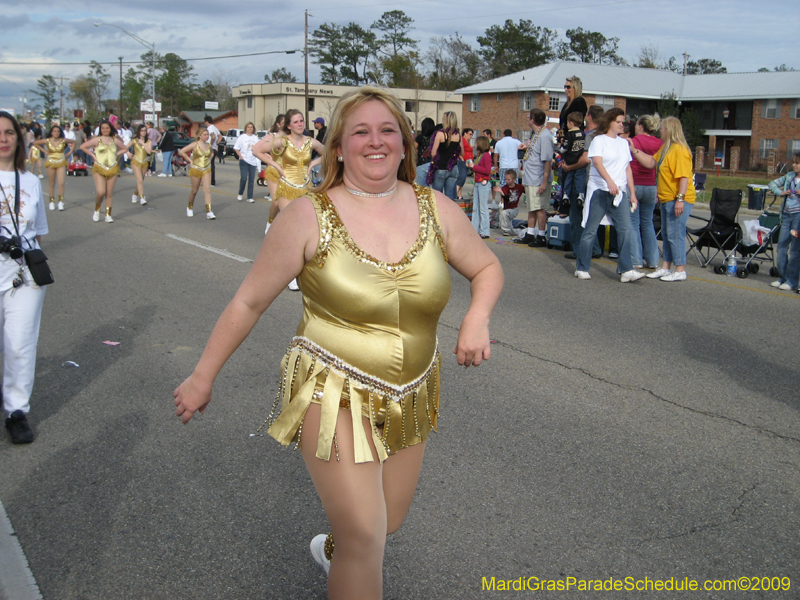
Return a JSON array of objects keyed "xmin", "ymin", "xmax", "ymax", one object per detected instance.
[
  {"xmin": 130, "ymin": 139, "xmax": 150, "ymax": 170},
  {"xmin": 29, "ymin": 147, "xmax": 41, "ymax": 162},
  {"xmin": 274, "ymin": 137, "xmax": 312, "ymax": 201},
  {"xmin": 189, "ymin": 142, "xmax": 212, "ymax": 179},
  {"xmin": 92, "ymin": 139, "xmax": 120, "ymax": 178},
  {"xmin": 266, "ymin": 184, "xmax": 451, "ymax": 463},
  {"xmin": 44, "ymin": 139, "xmax": 68, "ymax": 169}
]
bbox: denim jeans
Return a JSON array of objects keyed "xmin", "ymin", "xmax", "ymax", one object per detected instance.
[
  {"xmin": 238, "ymin": 160, "xmax": 257, "ymax": 199},
  {"xmin": 562, "ymin": 167, "xmax": 587, "ymax": 202},
  {"xmin": 660, "ymin": 200, "xmax": 693, "ymax": 266},
  {"xmin": 416, "ymin": 163, "xmax": 431, "ymax": 187},
  {"xmin": 630, "ymin": 185, "xmax": 659, "ymax": 267},
  {"xmin": 569, "ymin": 191, "xmax": 601, "ymax": 255},
  {"xmin": 576, "ymin": 189, "xmax": 634, "ymax": 274},
  {"xmin": 432, "ymin": 165, "xmax": 458, "ymax": 200},
  {"xmin": 776, "ymin": 211, "xmax": 800, "ymax": 289},
  {"xmin": 160, "ymin": 151, "xmax": 174, "ymax": 175},
  {"xmin": 472, "ymin": 180, "xmax": 491, "ymax": 236},
  {"xmin": 455, "ymin": 159, "xmax": 467, "ymax": 191}
]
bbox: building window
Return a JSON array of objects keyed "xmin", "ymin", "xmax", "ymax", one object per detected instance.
[
  {"xmin": 549, "ymin": 92, "xmax": 565, "ymax": 112},
  {"xmin": 759, "ymin": 138, "xmax": 778, "ymax": 158},
  {"xmin": 496, "ymin": 93, "xmax": 503, "ymax": 101},
  {"xmin": 307, "ymin": 97, "xmax": 315, "ymax": 112},
  {"xmin": 247, "ymin": 97, "xmax": 252, "ymax": 108},
  {"xmin": 761, "ymin": 99, "xmax": 780, "ymax": 119},
  {"xmin": 495, "ymin": 129, "xmax": 501, "ymax": 139},
  {"xmin": 788, "ymin": 140, "xmax": 800, "ymax": 159},
  {"xmin": 469, "ymin": 95, "xmax": 481, "ymax": 112},
  {"xmin": 595, "ymin": 95, "xmax": 615, "ymax": 110},
  {"xmin": 405, "ymin": 101, "xmax": 418, "ymax": 112},
  {"xmin": 792, "ymin": 99, "xmax": 800, "ymax": 118},
  {"xmin": 520, "ymin": 93, "xmax": 534, "ymax": 111}
]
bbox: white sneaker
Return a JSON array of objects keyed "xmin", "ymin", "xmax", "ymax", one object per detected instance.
[
  {"xmin": 309, "ymin": 535, "xmax": 331, "ymax": 575},
  {"xmin": 206, "ymin": 211, "xmax": 216, "ymax": 220},
  {"xmin": 157, "ymin": 173, "xmax": 167, "ymax": 178},
  {"xmin": 104, "ymin": 214, "xmax": 114, "ymax": 223},
  {"xmin": 237, "ymin": 195, "xmax": 243, "ymax": 201},
  {"xmin": 58, "ymin": 201, "xmax": 64, "ymax": 211},
  {"xmin": 647, "ymin": 268, "xmax": 671, "ymax": 279},
  {"xmin": 140, "ymin": 196, "xmax": 147, "ymax": 205},
  {"xmin": 247, "ymin": 198, "xmax": 254, "ymax": 203},
  {"xmin": 125, "ymin": 167, "xmax": 133, "ymax": 174},
  {"xmin": 778, "ymin": 282, "xmax": 792, "ymax": 291},
  {"xmin": 92, "ymin": 211, "xmax": 100, "ymax": 222},
  {"xmin": 620, "ymin": 269, "xmax": 646, "ymax": 283},
  {"xmin": 168, "ymin": 174, "xmax": 173, "ymax": 177},
  {"xmin": 132, "ymin": 194, "xmax": 138, "ymax": 203},
  {"xmin": 264, "ymin": 222, "xmax": 271, "ymax": 235},
  {"xmin": 288, "ymin": 278, "xmax": 300, "ymax": 291},
  {"xmin": 38, "ymin": 174, "xmax": 44, "ymax": 179},
  {"xmin": 660, "ymin": 271, "xmax": 687, "ymax": 282},
  {"xmin": 186, "ymin": 208, "xmax": 194, "ymax": 217},
  {"xmin": 49, "ymin": 202, "xmax": 55, "ymax": 211},
  {"xmin": 574, "ymin": 270, "xmax": 591, "ymax": 280},
  {"xmin": 770, "ymin": 280, "xmax": 782, "ymax": 288}
]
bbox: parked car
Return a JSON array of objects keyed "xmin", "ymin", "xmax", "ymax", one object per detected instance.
[
  {"xmin": 162, "ymin": 130, "xmax": 192, "ymax": 151},
  {"xmin": 223, "ymin": 129, "xmax": 243, "ymax": 155}
]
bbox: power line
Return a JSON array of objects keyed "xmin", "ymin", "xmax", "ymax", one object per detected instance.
[{"xmin": 0, "ymin": 49, "xmax": 301, "ymax": 67}]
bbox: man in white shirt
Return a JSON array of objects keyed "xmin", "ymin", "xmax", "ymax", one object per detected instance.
[
  {"xmin": 204, "ymin": 116, "xmax": 220, "ymax": 187},
  {"xmin": 493, "ymin": 128, "xmax": 522, "ymax": 185}
]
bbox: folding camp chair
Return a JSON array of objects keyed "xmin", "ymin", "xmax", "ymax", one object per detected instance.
[
  {"xmin": 693, "ymin": 173, "xmax": 707, "ymax": 202},
  {"xmin": 686, "ymin": 188, "xmax": 743, "ymax": 267}
]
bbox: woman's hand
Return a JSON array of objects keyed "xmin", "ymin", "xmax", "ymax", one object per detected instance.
[
  {"xmin": 607, "ymin": 181, "xmax": 620, "ymax": 197},
  {"xmin": 453, "ymin": 312, "xmax": 491, "ymax": 368},
  {"xmin": 174, "ymin": 374, "xmax": 213, "ymax": 424},
  {"xmin": 675, "ymin": 200, "xmax": 684, "ymax": 217}
]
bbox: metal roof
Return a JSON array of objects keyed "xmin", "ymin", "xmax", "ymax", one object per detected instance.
[{"xmin": 455, "ymin": 61, "xmax": 800, "ymax": 101}]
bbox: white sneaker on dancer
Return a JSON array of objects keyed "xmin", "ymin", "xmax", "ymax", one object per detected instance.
[
  {"xmin": 288, "ymin": 278, "xmax": 299, "ymax": 291},
  {"xmin": 309, "ymin": 535, "xmax": 331, "ymax": 575}
]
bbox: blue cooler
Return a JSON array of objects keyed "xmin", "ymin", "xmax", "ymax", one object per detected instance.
[{"xmin": 547, "ymin": 215, "xmax": 571, "ymax": 249}]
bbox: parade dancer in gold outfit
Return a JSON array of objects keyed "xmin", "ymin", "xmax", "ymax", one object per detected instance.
[
  {"xmin": 126, "ymin": 125, "xmax": 153, "ymax": 206},
  {"xmin": 179, "ymin": 127, "xmax": 215, "ymax": 219},
  {"xmin": 33, "ymin": 124, "xmax": 74, "ymax": 211},
  {"xmin": 260, "ymin": 114, "xmax": 285, "ymax": 220},
  {"xmin": 174, "ymin": 87, "xmax": 503, "ymax": 600},
  {"xmin": 80, "ymin": 120, "xmax": 127, "ymax": 223}
]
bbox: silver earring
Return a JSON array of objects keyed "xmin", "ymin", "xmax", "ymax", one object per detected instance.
[
  {"xmin": 337, "ymin": 156, "xmax": 343, "ymax": 162},
  {"xmin": 401, "ymin": 153, "xmax": 405, "ymax": 159}
]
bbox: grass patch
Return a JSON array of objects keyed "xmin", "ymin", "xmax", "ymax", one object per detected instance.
[{"xmin": 701, "ymin": 174, "xmax": 772, "ymax": 196}]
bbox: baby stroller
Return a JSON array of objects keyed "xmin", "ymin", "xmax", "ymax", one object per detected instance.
[
  {"xmin": 172, "ymin": 153, "xmax": 189, "ymax": 176},
  {"xmin": 725, "ymin": 195, "xmax": 783, "ymax": 278}
]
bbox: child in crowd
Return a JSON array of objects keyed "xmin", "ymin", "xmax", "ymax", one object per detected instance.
[
  {"xmin": 559, "ymin": 111, "xmax": 587, "ymax": 212},
  {"xmin": 471, "ymin": 135, "xmax": 494, "ymax": 238},
  {"xmin": 494, "ymin": 169, "xmax": 525, "ymax": 236}
]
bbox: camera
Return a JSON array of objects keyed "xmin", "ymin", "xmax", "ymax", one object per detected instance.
[{"xmin": 0, "ymin": 236, "xmax": 23, "ymax": 260}]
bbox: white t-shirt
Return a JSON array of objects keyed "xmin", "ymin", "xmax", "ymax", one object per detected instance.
[
  {"xmin": 494, "ymin": 135, "xmax": 522, "ymax": 169},
  {"xmin": 0, "ymin": 171, "xmax": 48, "ymax": 292},
  {"xmin": 233, "ymin": 134, "xmax": 260, "ymax": 167},
  {"xmin": 121, "ymin": 128, "xmax": 133, "ymax": 144},
  {"xmin": 206, "ymin": 124, "xmax": 220, "ymax": 147},
  {"xmin": 583, "ymin": 134, "xmax": 632, "ymax": 227},
  {"xmin": 63, "ymin": 129, "xmax": 76, "ymax": 141}
]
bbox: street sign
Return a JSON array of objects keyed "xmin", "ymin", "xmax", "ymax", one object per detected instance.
[
  {"xmin": 204, "ymin": 101, "xmax": 219, "ymax": 110},
  {"xmin": 140, "ymin": 100, "xmax": 162, "ymax": 112}
]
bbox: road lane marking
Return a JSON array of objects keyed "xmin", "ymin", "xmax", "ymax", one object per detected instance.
[{"xmin": 166, "ymin": 234, "xmax": 253, "ymax": 263}]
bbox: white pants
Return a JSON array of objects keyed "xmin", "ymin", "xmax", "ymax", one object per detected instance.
[{"xmin": 1, "ymin": 277, "xmax": 45, "ymax": 415}]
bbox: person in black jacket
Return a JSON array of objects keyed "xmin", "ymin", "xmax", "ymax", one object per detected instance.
[
  {"xmin": 559, "ymin": 76, "xmax": 588, "ymax": 143},
  {"xmin": 157, "ymin": 125, "xmax": 175, "ymax": 177}
]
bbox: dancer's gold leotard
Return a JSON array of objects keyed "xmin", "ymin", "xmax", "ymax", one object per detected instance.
[
  {"xmin": 266, "ymin": 184, "xmax": 451, "ymax": 463},
  {"xmin": 44, "ymin": 139, "xmax": 68, "ymax": 169},
  {"xmin": 274, "ymin": 137, "xmax": 312, "ymax": 201},
  {"xmin": 92, "ymin": 139, "xmax": 120, "ymax": 178},
  {"xmin": 263, "ymin": 134, "xmax": 281, "ymax": 183},
  {"xmin": 189, "ymin": 143, "xmax": 212, "ymax": 179},
  {"xmin": 29, "ymin": 147, "xmax": 41, "ymax": 162},
  {"xmin": 130, "ymin": 140, "xmax": 150, "ymax": 170}
]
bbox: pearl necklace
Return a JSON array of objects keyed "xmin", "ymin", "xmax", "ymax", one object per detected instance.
[{"xmin": 344, "ymin": 184, "xmax": 398, "ymax": 198}]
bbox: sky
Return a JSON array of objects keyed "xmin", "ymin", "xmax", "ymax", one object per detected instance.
[{"xmin": 0, "ymin": 0, "xmax": 795, "ymax": 116}]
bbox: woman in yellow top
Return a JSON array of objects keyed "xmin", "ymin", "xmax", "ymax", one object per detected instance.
[
  {"xmin": 80, "ymin": 120, "xmax": 127, "ymax": 223},
  {"xmin": 179, "ymin": 127, "xmax": 215, "ymax": 220},
  {"xmin": 33, "ymin": 124, "xmax": 74, "ymax": 211},
  {"xmin": 629, "ymin": 116, "xmax": 697, "ymax": 282},
  {"xmin": 27, "ymin": 130, "xmax": 44, "ymax": 180},
  {"xmin": 174, "ymin": 86, "xmax": 504, "ymax": 600},
  {"xmin": 125, "ymin": 125, "xmax": 153, "ymax": 206}
]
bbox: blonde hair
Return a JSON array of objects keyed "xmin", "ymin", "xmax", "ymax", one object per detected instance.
[
  {"xmin": 659, "ymin": 116, "xmax": 690, "ymax": 157},
  {"xmin": 566, "ymin": 76, "xmax": 583, "ymax": 98},
  {"xmin": 195, "ymin": 126, "xmax": 208, "ymax": 142},
  {"xmin": 637, "ymin": 113, "xmax": 661, "ymax": 135},
  {"xmin": 442, "ymin": 111, "xmax": 459, "ymax": 135},
  {"xmin": 316, "ymin": 86, "xmax": 416, "ymax": 194}
]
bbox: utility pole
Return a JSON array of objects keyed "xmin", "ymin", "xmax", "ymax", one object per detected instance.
[
  {"xmin": 119, "ymin": 57, "xmax": 124, "ymax": 119},
  {"xmin": 58, "ymin": 76, "xmax": 70, "ymax": 124},
  {"xmin": 304, "ymin": 10, "xmax": 311, "ymax": 126},
  {"xmin": 682, "ymin": 51, "xmax": 690, "ymax": 75}
]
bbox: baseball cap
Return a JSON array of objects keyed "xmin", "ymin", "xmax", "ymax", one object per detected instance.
[{"xmin": 313, "ymin": 117, "xmax": 325, "ymax": 124}]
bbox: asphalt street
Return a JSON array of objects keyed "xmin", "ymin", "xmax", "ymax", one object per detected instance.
[{"xmin": 1, "ymin": 162, "xmax": 798, "ymax": 600}]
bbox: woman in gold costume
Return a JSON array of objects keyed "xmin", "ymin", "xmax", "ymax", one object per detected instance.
[
  {"xmin": 126, "ymin": 125, "xmax": 153, "ymax": 206},
  {"xmin": 33, "ymin": 124, "xmax": 74, "ymax": 211},
  {"xmin": 179, "ymin": 127, "xmax": 215, "ymax": 220},
  {"xmin": 27, "ymin": 130, "xmax": 44, "ymax": 179},
  {"xmin": 174, "ymin": 87, "xmax": 504, "ymax": 600},
  {"xmin": 260, "ymin": 114, "xmax": 285, "ymax": 219},
  {"xmin": 80, "ymin": 120, "xmax": 127, "ymax": 223}
]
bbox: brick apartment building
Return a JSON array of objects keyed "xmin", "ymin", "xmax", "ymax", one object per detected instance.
[{"xmin": 456, "ymin": 61, "xmax": 800, "ymax": 172}]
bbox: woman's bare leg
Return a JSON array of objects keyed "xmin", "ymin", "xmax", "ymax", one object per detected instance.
[
  {"xmin": 105, "ymin": 176, "xmax": 117, "ymax": 212},
  {"xmin": 201, "ymin": 174, "xmax": 212, "ymax": 211},
  {"xmin": 133, "ymin": 165, "xmax": 145, "ymax": 198},
  {"xmin": 382, "ymin": 442, "xmax": 425, "ymax": 534},
  {"xmin": 92, "ymin": 173, "xmax": 106, "ymax": 212},
  {"xmin": 47, "ymin": 167, "xmax": 57, "ymax": 198},
  {"xmin": 301, "ymin": 404, "xmax": 385, "ymax": 600},
  {"xmin": 188, "ymin": 176, "xmax": 201, "ymax": 208},
  {"xmin": 56, "ymin": 166, "xmax": 66, "ymax": 197}
]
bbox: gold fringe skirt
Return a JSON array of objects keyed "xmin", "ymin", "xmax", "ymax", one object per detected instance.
[
  {"xmin": 131, "ymin": 157, "xmax": 149, "ymax": 170},
  {"xmin": 275, "ymin": 177, "xmax": 312, "ymax": 201},
  {"xmin": 265, "ymin": 336, "xmax": 440, "ymax": 463},
  {"xmin": 265, "ymin": 165, "xmax": 281, "ymax": 183},
  {"xmin": 45, "ymin": 158, "xmax": 67, "ymax": 169},
  {"xmin": 189, "ymin": 165, "xmax": 211, "ymax": 179},
  {"xmin": 92, "ymin": 163, "xmax": 119, "ymax": 178}
]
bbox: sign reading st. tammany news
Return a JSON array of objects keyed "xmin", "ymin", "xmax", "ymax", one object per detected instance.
[{"xmin": 204, "ymin": 101, "xmax": 219, "ymax": 110}]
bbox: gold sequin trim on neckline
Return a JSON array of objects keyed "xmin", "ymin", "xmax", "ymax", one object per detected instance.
[{"xmin": 309, "ymin": 183, "xmax": 447, "ymax": 271}]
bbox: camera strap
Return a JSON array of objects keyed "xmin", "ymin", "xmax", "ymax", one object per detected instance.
[{"xmin": 0, "ymin": 170, "xmax": 21, "ymax": 239}]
